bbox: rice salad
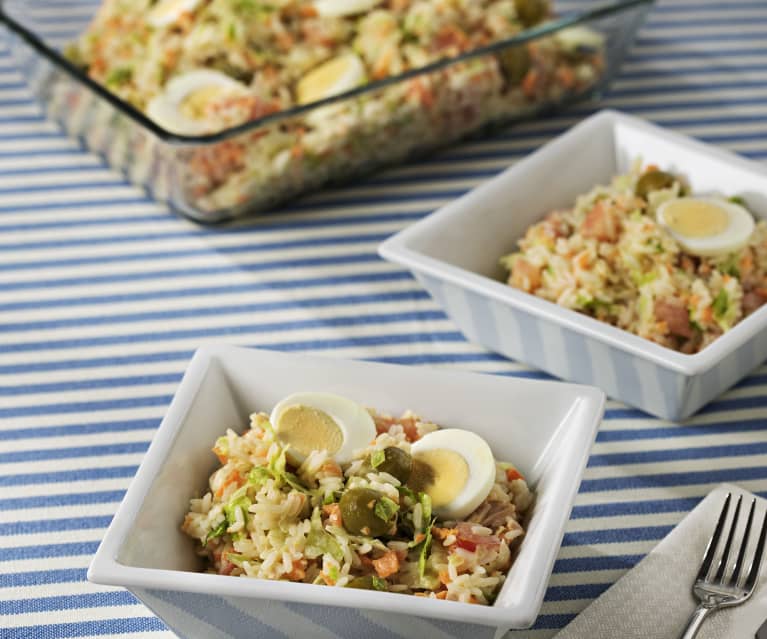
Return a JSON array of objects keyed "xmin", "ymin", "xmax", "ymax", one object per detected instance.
[
  {"xmin": 64, "ymin": 0, "xmax": 605, "ymax": 215},
  {"xmin": 182, "ymin": 399, "xmax": 533, "ymax": 604},
  {"xmin": 501, "ymin": 161, "xmax": 767, "ymax": 354}
]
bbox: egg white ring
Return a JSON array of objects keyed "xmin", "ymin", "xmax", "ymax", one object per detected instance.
[
  {"xmin": 146, "ymin": 70, "xmax": 248, "ymax": 135},
  {"xmin": 657, "ymin": 196, "xmax": 755, "ymax": 257},
  {"xmin": 269, "ymin": 392, "xmax": 376, "ymax": 465},
  {"xmin": 313, "ymin": 0, "xmax": 382, "ymax": 18},
  {"xmin": 410, "ymin": 428, "xmax": 496, "ymax": 521},
  {"xmin": 147, "ymin": 0, "xmax": 201, "ymax": 28}
]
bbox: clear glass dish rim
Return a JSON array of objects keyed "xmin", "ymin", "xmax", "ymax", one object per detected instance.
[{"xmin": 0, "ymin": 0, "xmax": 653, "ymax": 145}]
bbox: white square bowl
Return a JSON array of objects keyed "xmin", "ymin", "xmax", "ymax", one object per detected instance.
[
  {"xmin": 379, "ymin": 109, "xmax": 767, "ymax": 421},
  {"xmin": 88, "ymin": 345, "xmax": 604, "ymax": 637}
]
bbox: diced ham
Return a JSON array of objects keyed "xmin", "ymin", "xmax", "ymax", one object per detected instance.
[
  {"xmin": 509, "ymin": 258, "xmax": 542, "ymax": 292},
  {"xmin": 743, "ymin": 290, "xmax": 767, "ymax": 315},
  {"xmin": 454, "ymin": 522, "xmax": 502, "ymax": 552},
  {"xmin": 543, "ymin": 211, "xmax": 571, "ymax": 239},
  {"xmin": 372, "ymin": 551, "xmax": 400, "ymax": 578},
  {"xmin": 580, "ymin": 201, "xmax": 620, "ymax": 242},
  {"xmin": 655, "ymin": 298, "xmax": 693, "ymax": 338}
]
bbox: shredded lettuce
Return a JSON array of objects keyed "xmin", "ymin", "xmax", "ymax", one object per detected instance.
[
  {"xmin": 417, "ymin": 517, "xmax": 436, "ymax": 579},
  {"xmin": 712, "ymin": 289, "xmax": 729, "ymax": 319},
  {"xmin": 419, "ymin": 493, "xmax": 432, "ymax": 531},
  {"xmin": 205, "ymin": 518, "xmax": 228, "ymax": 543},
  {"xmin": 223, "ymin": 492, "xmax": 251, "ymax": 526},
  {"xmin": 248, "ymin": 466, "xmax": 271, "ymax": 486},
  {"xmin": 249, "ymin": 446, "xmax": 311, "ymax": 494},
  {"xmin": 374, "ymin": 496, "xmax": 399, "ymax": 523},
  {"xmin": 371, "ymin": 575, "xmax": 388, "ymax": 591},
  {"xmin": 370, "ymin": 449, "xmax": 386, "ymax": 469},
  {"xmin": 305, "ymin": 508, "xmax": 344, "ymax": 561}
]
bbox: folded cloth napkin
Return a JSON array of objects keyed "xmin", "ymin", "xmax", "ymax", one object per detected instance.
[{"xmin": 553, "ymin": 484, "xmax": 767, "ymax": 639}]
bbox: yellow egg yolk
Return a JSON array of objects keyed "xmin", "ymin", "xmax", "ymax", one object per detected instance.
[
  {"xmin": 276, "ymin": 405, "xmax": 343, "ymax": 457},
  {"xmin": 180, "ymin": 86, "xmax": 229, "ymax": 120},
  {"xmin": 662, "ymin": 199, "xmax": 729, "ymax": 238},
  {"xmin": 411, "ymin": 449, "xmax": 469, "ymax": 508}
]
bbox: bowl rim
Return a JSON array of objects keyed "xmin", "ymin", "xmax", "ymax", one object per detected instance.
[
  {"xmin": 87, "ymin": 344, "xmax": 605, "ymax": 630},
  {"xmin": 378, "ymin": 109, "xmax": 767, "ymax": 377},
  {"xmin": 0, "ymin": 0, "xmax": 653, "ymax": 144}
]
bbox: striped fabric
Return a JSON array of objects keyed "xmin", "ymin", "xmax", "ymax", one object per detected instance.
[{"xmin": 1, "ymin": 0, "xmax": 767, "ymax": 637}]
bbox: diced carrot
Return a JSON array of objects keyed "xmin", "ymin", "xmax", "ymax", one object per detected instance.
[
  {"xmin": 702, "ymin": 307, "xmax": 713, "ymax": 323},
  {"xmin": 644, "ymin": 164, "xmax": 659, "ymax": 173},
  {"xmin": 372, "ymin": 551, "xmax": 400, "ymax": 578},
  {"xmin": 435, "ymin": 591, "xmax": 448, "ymax": 599},
  {"xmin": 505, "ymin": 468, "xmax": 524, "ymax": 482},
  {"xmin": 285, "ymin": 559, "xmax": 307, "ymax": 581},
  {"xmin": 299, "ymin": 4, "xmax": 318, "ymax": 17},
  {"xmin": 433, "ymin": 527, "xmax": 457, "ymax": 541},
  {"xmin": 555, "ymin": 66, "xmax": 575, "ymax": 90},
  {"xmin": 521, "ymin": 69, "xmax": 540, "ymax": 99},
  {"xmin": 322, "ymin": 503, "xmax": 343, "ymax": 528},
  {"xmin": 372, "ymin": 46, "xmax": 395, "ymax": 80},
  {"xmin": 438, "ymin": 570, "xmax": 451, "ymax": 585},
  {"xmin": 215, "ymin": 470, "xmax": 243, "ymax": 498},
  {"xmin": 321, "ymin": 572, "xmax": 336, "ymax": 586}
]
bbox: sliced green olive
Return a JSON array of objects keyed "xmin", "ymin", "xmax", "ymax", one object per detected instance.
[
  {"xmin": 514, "ymin": 0, "xmax": 548, "ymax": 27},
  {"xmin": 373, "ymin": 447, "xmax": 412, "ymax": 483},
  {"xmin": 339, "ymin": 487, "xmax": 391, "ymax": 537},
  {"xmin": 635, "ymin": 170, "xmax": 677, "ymax": 199},
  {"xmin": 498, "ymin": 45, "xmax": 531, "ymax": 84}
]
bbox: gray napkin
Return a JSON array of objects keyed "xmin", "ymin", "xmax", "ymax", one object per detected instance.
[{"xmin": 554, "ymin": 484, "xmax": 767, "ymax": 639}]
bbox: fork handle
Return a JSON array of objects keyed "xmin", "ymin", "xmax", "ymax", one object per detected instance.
[{"xmin": 678, "ymin": 604, "xmax": 714, "ymax": 639}]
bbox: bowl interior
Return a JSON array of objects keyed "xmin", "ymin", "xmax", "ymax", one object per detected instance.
[
  {"xmin": 112, "ymin": 346, "xmax": 602, "ymax": 621},
  {"xmin": 401, "ymin": 113, "xmax": 767, "ymax": 282}
]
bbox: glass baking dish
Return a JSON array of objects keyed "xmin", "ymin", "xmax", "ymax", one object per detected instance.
[{"xmin": 0, "ymin": 0, "xmax": 652, "ymax": 223}]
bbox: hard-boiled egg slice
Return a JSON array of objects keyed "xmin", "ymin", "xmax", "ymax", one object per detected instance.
[
  {"xmin": 146, "ymin": 70, "xmax": 248, "ymax": 135},
  {"xmin": 554, "ymin": 25, "xmax": 605, "ymax": 54},
  {"xmin": 269, "ymin": 392, "xmax": 376, "ymax": 465},
  {"xmin": 147, "ymin": 0, "xmax": 201, "ymax": 28},
  {"xmin": 657, "ymin": 196, "xmax": 755, "ymax": 257},
  {"xmin": 409, "ymin": 428, "xmax": 495, "ymax": 521},
  {"xmin": 296, "ymin": 53, "xmax": 366, "ymax": 105},
  {"xmin": 313, "ymin": 0, "xmax": 382, "ymax": 18}
]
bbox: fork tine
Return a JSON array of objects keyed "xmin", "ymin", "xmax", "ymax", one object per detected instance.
[
  {"xmin": 730, "ymin": 498, "xmax": 755, "ymax": 586},
  {"xmin": 714, "ymin": 495, "xmax": 742, "ymax": 583},
  {"xmin": 696, "ymin": 493, "xmax": 731, "ymax": 582},
  {"xmin": 743, "ymin": 508, "xmax": 767, "ymax": 593}
]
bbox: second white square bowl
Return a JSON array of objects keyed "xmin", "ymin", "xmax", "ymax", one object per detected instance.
[{"xmin": 379, "ymin": 110, "xmax": 767, "ymax": 421}]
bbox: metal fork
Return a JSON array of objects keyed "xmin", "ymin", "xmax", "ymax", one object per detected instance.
[{"xmin": 679, "ymin": 493, "xmax": 767, "ymax": 639}]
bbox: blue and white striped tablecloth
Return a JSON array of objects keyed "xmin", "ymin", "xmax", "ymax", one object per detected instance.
[{"xmin": 2, "ymin": 0, "xmax": 767, "ymax": 637}]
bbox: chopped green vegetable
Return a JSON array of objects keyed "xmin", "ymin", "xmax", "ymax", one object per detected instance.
[
  {"xmin": 306, "ymin": 528, "xmax": 344, "ymax": 561},
  {"xmin": 372, "ymin": 575, "xmax": 388, "ymax": 591},
  {"xmin": 224, "ymin": 493, "xmax": 251, "ymax": 526},
  {"xmin": 248, "ymin": 466, "xmax": 271, "ymax": 486},
  {"xmin": 205, "ymin": 518, "xmax": 228, "ymax": 543},
  {"xmin": 105, "ymin": 67, "xmax": 132, "ymax": 87},
  {"xmin": 323, "ymin": 491, "xmax": 339, "ymax": 505},
  {"xmin": 397, "ymin": 485, "xmax": 416, "ymax": 502},
  {"xmin": 326, "ymin": 564, "xmax": 340, "ymax": 583},
  {"xmin": 419, "ymin": 493, "xmax": 432, "ymax": 531},
  {"xmin": 417, "ymin": 517, "xmax": 436, "ymax": 579},
  {"xmin": 374, "ymin": 496, "xmax": 399, "ymax": 523},
  {"xmin": 729, "ymin": 195, "xmax": 747, "ymax": 207},
  {"xmin": 306, "ymin": 507, "xmax": 344, "ymax": 561},
  {"xmin": 712, "ymin": 289, "xmax": 729, "ymax": 319},
  {"xmin": 370, "ymin": 449, "xmax": 386, "ymax": 469},
  {"xmin": 718, "ymin": 255, "xmax": 740, "ymax": 278}
]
